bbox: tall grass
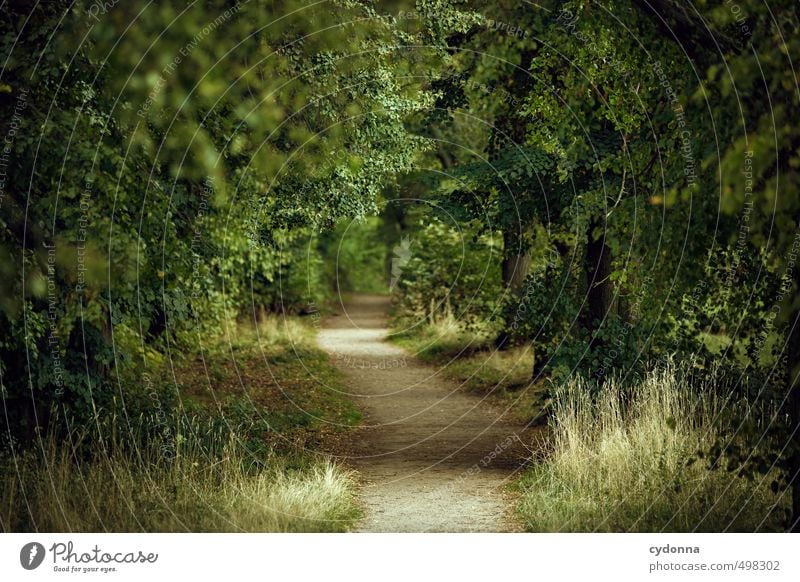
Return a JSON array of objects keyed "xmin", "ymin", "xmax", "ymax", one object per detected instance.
[
  {"xmin": 2, "ymin": 314, "xmax": 361, "ymax": 532},
  {"xmin": 1, "ymin": 424, "xmax": 359, "ymax": 532},
  {"xmin": 519, "ymin": 364, "xmax": 788, "ymax": 531}
]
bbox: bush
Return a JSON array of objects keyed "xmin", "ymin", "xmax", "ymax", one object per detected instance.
[{"xmin": 392, "ymin": 219, "xmax": 502, "ymax": 330}]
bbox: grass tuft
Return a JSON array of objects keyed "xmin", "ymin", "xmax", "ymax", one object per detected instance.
[
  {"xmin": 1, "ymin": 426, "xmax": 360, "ymax": 532},
  {"xmin": 518, "ymin": 364, "xmax": 788, "ymax": 532}
]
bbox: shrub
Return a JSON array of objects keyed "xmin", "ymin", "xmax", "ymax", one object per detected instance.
[{"xmin": 392, "ymin": 219, "xmax": 502, "ymax": 331}]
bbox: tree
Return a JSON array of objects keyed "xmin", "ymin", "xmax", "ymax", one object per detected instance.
[{"xmin": 0, "ymin": 0, "xmax": 432, "ymax": 439}]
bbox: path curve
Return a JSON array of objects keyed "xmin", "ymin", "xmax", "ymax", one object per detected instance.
[{"xmin": 318, "ymin": 294, "xmax": 530, "ymax": 532}]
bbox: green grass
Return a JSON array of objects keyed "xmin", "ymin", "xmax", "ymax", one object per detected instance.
[
  {"xmin": 1, "ymin": 315, "xmax": 362, "ymax": 532},
  {"xmin": 176, "ymin": 315, "xmax": 361, "ymax": 451},
  {"xmin": 517, "ymin": 364, "xmax": 789, "ymax": 532},
  {"xmin": 389, "ymin": 319, "xmax": 549, "ymax": 423}
]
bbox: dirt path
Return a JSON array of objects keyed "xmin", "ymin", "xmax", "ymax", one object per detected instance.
[{"xmin": 317, "ymin": 294, "xmax": 530, "ymax": 532}]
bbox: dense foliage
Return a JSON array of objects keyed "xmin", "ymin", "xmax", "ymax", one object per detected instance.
[
  {"xmin": 0, "ymin": 0, "xmax": 429, "ymax": 440},
  {"xmin": 2, "ymin": 0, "xmax": 799, "ymax": 530},
  {"xmin": 384, "ymin": 0, "xmax": 800, "ymax": 528}
]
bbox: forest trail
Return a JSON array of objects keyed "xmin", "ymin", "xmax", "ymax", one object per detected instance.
[{"xmin": 317, "ymin": 294, "xmax": 530, "ymax": 532}]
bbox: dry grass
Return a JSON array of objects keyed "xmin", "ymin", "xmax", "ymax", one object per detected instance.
[
  {"xmin": 518, "ymin": 364, "xmax": 789, "ymax": 532},
  {"xmin": 1, "ymin": 428, "xmax": 359, "ymax": 532},
  {"xmin": 1, "ymin": 315, "xmax": 361, "ymax": 533}
]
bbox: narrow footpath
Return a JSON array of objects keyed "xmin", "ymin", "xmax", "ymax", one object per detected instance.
[{"xmin": 318, "ymin": 294, "xmax": 530, "ymax": 532}]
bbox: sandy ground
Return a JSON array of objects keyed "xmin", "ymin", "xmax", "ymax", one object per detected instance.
[{"xmin": 317, "ymin": 294, "xmax": 530, "ymax": 532}]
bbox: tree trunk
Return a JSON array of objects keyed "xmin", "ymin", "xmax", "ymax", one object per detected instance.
[
  {"xmin": 496, "ymin": 229, "xmax": 531, "ymax": 349},
  {"xmin": 584, "ymin": 220, "xmax": 614, "ymax": 343},
  {"xmin": 501, "ymin": 250, "xmax": 531, "ymax": 294},
  {"xmin": 787, "ymin": 305, "xmax": 800, "ymax": 531}
]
